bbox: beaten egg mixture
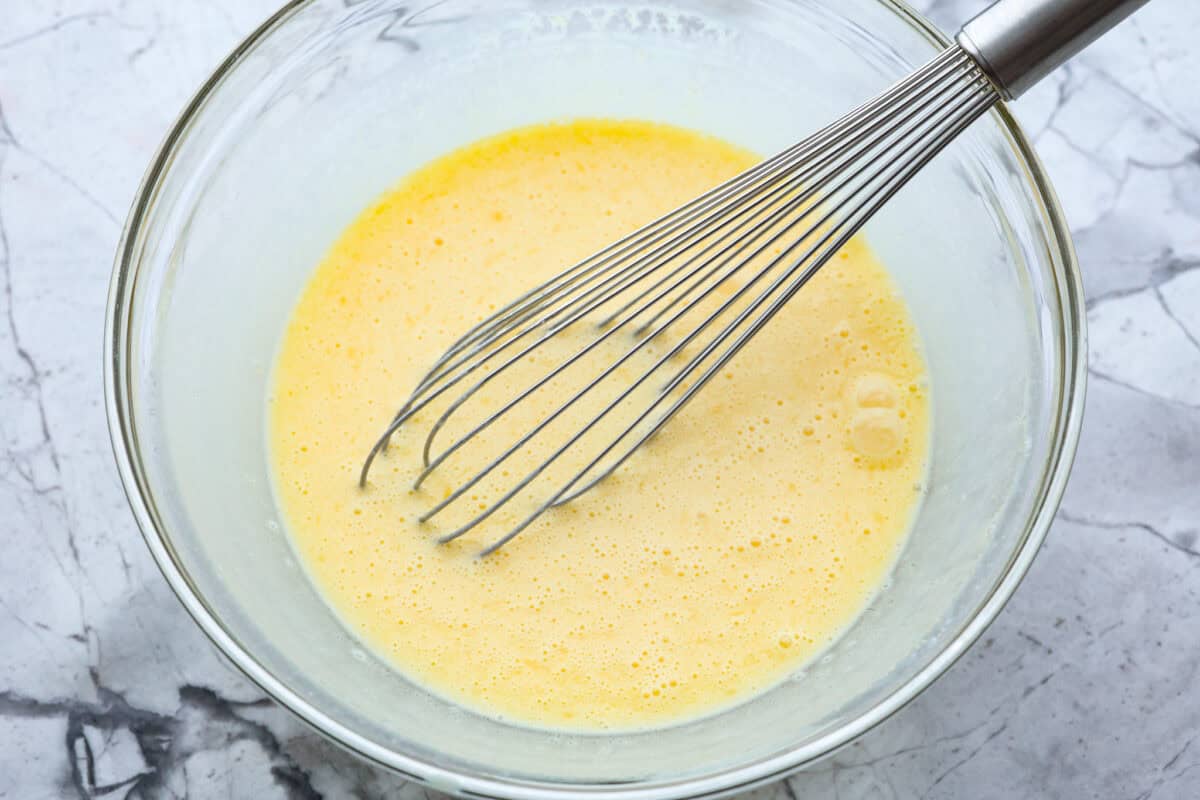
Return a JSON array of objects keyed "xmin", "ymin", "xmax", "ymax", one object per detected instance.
[{"xmin": 269, "ymin": 119, "xmax": 929, "ymax": 729}]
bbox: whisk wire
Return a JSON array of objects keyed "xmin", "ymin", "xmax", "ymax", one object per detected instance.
[
  {"xmin": 409, "ymin": 50, "xmax": 983, "ymax": 468},
  {"xmin": 548, "ymin": 82, "xmax": 999, "ymax": 514},
  {"xmin": 361, "ymin": 45, "xmax": 999, "ymax": 553},
  {"xmin": 415, "ymin": 50, "xmax": 987, "ymax": 478},
  {"xmin": 391, "ymin": 48, "xmax": 971, "ymax": 414},
  {"xmin": 437, "ymin": 90, "xmax": 995, "ymax": 544}
]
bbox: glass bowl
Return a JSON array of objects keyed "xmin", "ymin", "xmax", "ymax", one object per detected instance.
[{"xmin": 104, "ymin": 1, "xmax": 1085, "ymax": 797}]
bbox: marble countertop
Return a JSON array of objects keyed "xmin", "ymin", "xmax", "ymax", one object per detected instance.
[{"xmin": 2, "ymin": 0, "xmax": 1198, "ymax": 797}]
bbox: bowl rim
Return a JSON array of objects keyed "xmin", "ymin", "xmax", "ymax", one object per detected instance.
[{"xmin": 104, "ymin": 1, "xmax": 1086, "ymax": 797}]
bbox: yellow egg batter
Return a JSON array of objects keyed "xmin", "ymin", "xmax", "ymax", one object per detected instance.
[{"xmin": 269, "ymin": 119, "xmax": 930, "ymax": 730}]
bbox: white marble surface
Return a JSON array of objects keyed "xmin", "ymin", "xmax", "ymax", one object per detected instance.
[{"xmin": 1, "ymin": 0, "xmax": 1198, "ymax": 797}]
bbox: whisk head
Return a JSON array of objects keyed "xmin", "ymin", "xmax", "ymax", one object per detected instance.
[{"xmin": 360, "ymin": 45, "xmax": 998, "ymax": 555}]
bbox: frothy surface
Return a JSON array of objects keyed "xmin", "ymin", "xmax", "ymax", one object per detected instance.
[{"xmin": 269, "ymin": 119, "xmax": 930, "ymax": 729}]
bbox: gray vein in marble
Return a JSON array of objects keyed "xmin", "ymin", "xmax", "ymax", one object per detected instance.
[
  {"xmin": 1, "ymin": 679, "xmax": 326, "ymax": 799},
  {"xmin": 1058, "ymin": 511, "xmax": 1200, "ymax": 560},
  {"xmin": 0, "ymin": 13, "xmax": 115, "ymax": 52}
]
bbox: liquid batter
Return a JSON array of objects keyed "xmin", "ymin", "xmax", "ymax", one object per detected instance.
[{"xmin": 269, "ymin": 119, "xmax": 930, "ymax": 729}]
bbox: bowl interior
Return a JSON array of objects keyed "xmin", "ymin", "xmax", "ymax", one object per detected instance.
[{"xmin": 112, "ymin": 0, "xmax": 1079, "ymax": 794}]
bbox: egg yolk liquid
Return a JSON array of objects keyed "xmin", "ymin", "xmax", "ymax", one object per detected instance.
[{"xmin": 269, "ymin": 119, "xmax": 930, "ymax": 729}]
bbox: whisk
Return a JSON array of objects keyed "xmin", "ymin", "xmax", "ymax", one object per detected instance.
[{"xmin": 361, "ymin": 0, "xmax": 1148, "ymax": 554}]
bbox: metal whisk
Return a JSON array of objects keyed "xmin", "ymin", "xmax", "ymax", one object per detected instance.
[{"xmin": 361, "ymin": 0, "xmax": 1148, "ymax": 554}]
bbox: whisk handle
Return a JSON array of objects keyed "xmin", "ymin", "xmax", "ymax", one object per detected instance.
[{"xmin": 957, "ymin": 0, "xmax": 1150, "ymax": 99}]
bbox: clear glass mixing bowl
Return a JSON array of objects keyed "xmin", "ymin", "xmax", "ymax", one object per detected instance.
[{"xmin": 104, "ymin": 1, "xmax": 1085, "ymax": 797}]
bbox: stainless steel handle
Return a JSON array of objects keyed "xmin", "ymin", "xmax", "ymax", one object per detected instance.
[{"xmin": 956, "ymin": 0, "xmax": 1151, "ymax": 99}]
